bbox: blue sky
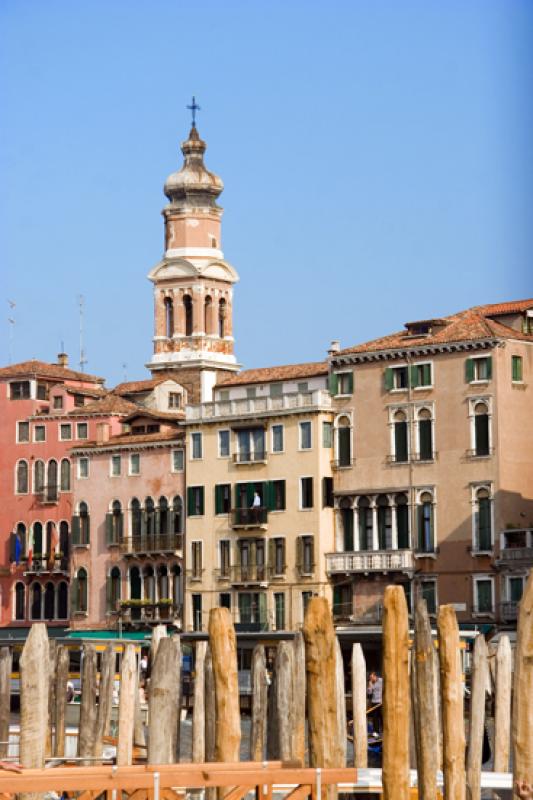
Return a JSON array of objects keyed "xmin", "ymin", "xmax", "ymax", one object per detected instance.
[{"xmin": 1, "ymin": 0, "xmax": 532, "ymax": 385}]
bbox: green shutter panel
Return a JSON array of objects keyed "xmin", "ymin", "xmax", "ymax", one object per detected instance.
[
  {"xmin": 265, "ymin": 481, "xmax": 275, "ymax": 512},
  {"xmin": 71, "ymin": 577, "xmax": 79, "ymax": 612},
  {"xmin": 423, "ymin": 363, "xmax": 432, "ymax": 386},
  {"xmin": 465, "ymin": 358, "xmax": 475, "ymax": 383},
  {"xmin": 246, "ymin": 483, "xmax": 255, "ymax": 507},
  {"xmin": 117, "ymin": 514, "xmax": 123, "ymax": 542},
  {"xmin": 486, "ymin": 356, "xmax": 492, "ymax": 380},
  {"xmin": 258, "ymin": 593, "xmax": 267, "ymax": 626},
  {"xmin": 328, "ymin": 373, "xmax": 339, "ymax": 395},
  {"xmin": 234, "ymin": 484, "xmax": 241, "ymax": 508},
  {"xmin": 296, "ymin": 536, "xmax": 303, "ymax": 569},
  {"xmin": 512, "ymin": 357, "xmax": 518, "ymax": 381},
  {"xmin": 71, "ymin": 516, "xmax": 81, "ymax": 546},
  {"xmin": 410, "ymin": 365, "xmax": 419, "ymax": 388},
  {"xmin": 187, "ymin": 487, "xmax": 194, "ymax": 516},
  {"xmin": 199, "ymin": 487, "xmax": 205, "ymax": 516},
  {"xmin": 106, "ymin": 576, "xmax": 113, "ymax": 612},
  {"xmin": 347, "ymin": 372, "xmax": 354, "ymax": 393},
  {"xmin": 215, "ymin": 485, "xmax": 222, "ymax": 515},
  {"xmin": 268, "ymin": 539, "xmax": 275, "ymax": 571},
  {"xmin": 384, "ymin": 368, "xmax": 394, "ymax": 391},
  {"xmin": 310, "ymin": 536, "xmax": 315, "ymax": 568},
  {"xmin": 105, "ymin": 514, "xmax": 114, "ymax": 546}
]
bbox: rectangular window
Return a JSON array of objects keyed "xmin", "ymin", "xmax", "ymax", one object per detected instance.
[
  {"xmin": 322, "ymin": 476, "xmax": 334, "ymax": 507},
  {"xmin": 34, "ymin": 425, "xmax": 46, "ymax": 442},
  {"xmin": 236, "ymin": 427, "xmax": 266, "ymax": 462},
  {"xmin": 297, "ymin": 535, "xmax": 315, "ymax": 575},
  {"xmin": 36, "ymin": 383, "xmax": 48, "ymax": 400},
  {"xmin": 60, "ymin": 423, "xmax": 72, "ymax": 441},
  {"xmin": 191, "ymin": 432, "xmax": 203, "ymax": 459},
  {"xmin": 53, "ymin": 396, "xmax": 63, "ymax": 409},
  {"xmin": 218, "ymin": 390, "xmax": 230, "ymax": 402},
  {"xmin": 269, "ymin": 383, "xmax": 283, "ymax": 398},
  {"xmin": 274, "ymin": 593, "xmax": 285, "ymax": 630},
  {"xmin": 337, "ymin": 372, "xmax": 354, "ymax": 395},
  {"xmin": 78, "ymin": 457, "xmax": 89, "ymax": 479},
  {"xmin": 421, "ymin": 580, "xmax": 437, "ymax": 615},
  {"xmin": 272, "ymin": 479, "xmax": 286, "ymax": 511},
  {"xmin": 17, "ymin": 421, "xmax": 30, "ymax": 442},
  {"xmin": 475, "ymin": 579, "xmax": 493, "ymax": 614},
  {"xmin": 302, "ymin": 591, "xmax": 313, "ymax": 617},
  {"xmin": 384, "ymin": 366, "xmax": 408, "ymax": 391},
  {"xmin": 418, "ymin": 419, "xmax": 433, "ymax": 460},
  {"xmin": 246, "ymin": 387, "xmax": 257, "ymax": 399},
  {"xmin": 187, "ymin": 486, "xmax": 205, "ymax": 516},
  {"xmin": 417, "ymin": 498, "xmax": 434, "ymax": 553},
  {"xmin": 466, "ymin": 356, "xmax": 492, "ymax": 383},
  {"xmin": 129, "ymin": 453, "xmax": 140, "ymax": 475},
  {"xmin": 219, "ymin": 592, "xmax": 231, "ymax": 609},
  {"xmin": 512, "ymin": 355, "xmax": 523, "ymax": 382},
  {"xmin": 271, "ymin": 538, "xmax": 286, "ymax": 575},
  {"xmin": 215, "ymin": 483, "xmax": 231, "ymax": 514},
  {"xmin": 168, "ymin": 392, "xmax": 182, "ymax": 409},
  {"xmin": 508, "ymin": 576, "xmax": 524, "ymax": 603},
  {"xmin": 218, "ymin": 429, "xmax": 230, "ymax": 457},
  {"xmin": 76, "ymin": 422, "xmax": 88, "ymax": 439},
  {"xmin": 411, "ymin": 363, "xmax": 432, "ymax": 388},
  {"xmin": 192, "ymin": 594, "xmax": 202, "ymax": 631},
  {"xmin": 219, "ymin": 540, "xmax": 231, "ymax": 577},
  {"xmin": 300, "ymin": 477, "xmax": 314, "ymax": 509},
  {"xmin": 191, "ymin": 541, "xmax": 203, "ymax": 577},
  {"xmin": 73, "ymin": 394, "xmax": 84, "ymax": 407},
  {"xmin": 299, "ymin": 421, "xmax": 312, "ymax": 450},
  {"xmin": 394, "ymin": 419, "xmax": 408, "ymax": 462},
  {"xmin": 172, "ymin": 449, "xmax": 184, "ymax": 472},
  {"xmin": 10, "ymin": 381, "xmax": 31, "ymax": 400},
  {"xmin": 297, "ymin": 382, "xmax": 308, "ymax": 393},
  {"xmin": 322, "ymin": 421, "xmax": 333, "ymax": 448},
  {"xmin": 111, "ymin": 455, "xmax": 121, "ymax": 476},
  {"xmin": 272, "ymin": 424, "xmax": 284, "ymax": 453}
]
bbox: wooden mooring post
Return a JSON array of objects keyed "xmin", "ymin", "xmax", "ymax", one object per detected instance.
[
  {"xmin": 148, "ymin": 635, "xmax": 181, "ymax": 764},
  {"xmin": 192, "ymin": 640, "xmax": 207, "ymax": 763},
  {"xmin": 351, "ymin": 643, "xmax": 368, "ymax": 769},
  {"xmin": 53, "ymin": 644, "xmax": 69, "ymax": 757},
  {"xmin": 512, "ymin": 570, "xmax": 533, "ymax": 799},
  {"xmin": 0, "ymin": 646, "xmax": 12, "ymax": 760},
  {"xmin": 94, "ymin": 643, "xmax": 115, "ymax": 756},
  {"xmin": 250, "ymin": 644, "xmax": 267, "ymax": 761},
  {"xmin": 19, "ymin": 623, "xmax": 49, "ymax": 800},
  {"xmin": 413, "ymin": 599, "xmax": 438, "ymax": 800},
  {"xmin": 117, "ymin": 643, "xmax": 137, "ymax": 767},
  {"xmin": 78, "ymin": 644, "xmax": 98, "ymax": 764},
  {"xmin": 438, "ymin": 604, "xmax": 466, "ymax": 800},
  {"xmin": 466, "ymin": 634, "xmax": 488, "ymax": 800},
  {"xmin": 208, "ymin": 608, "xmax": 241, "ymax": 764}
]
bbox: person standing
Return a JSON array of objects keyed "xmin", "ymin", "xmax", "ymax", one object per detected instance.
[{"xmin": 367, "ymin": 671, "xmax": 383, "ymax": 736}]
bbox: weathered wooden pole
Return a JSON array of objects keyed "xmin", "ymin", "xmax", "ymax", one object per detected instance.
[
  {"xmin": 78, "ymin": 644, "xmax": 98, "ymax": 765},
  {"xmin": 351, "ymin": 643, "xmax": 368, "ymax": 768},
  {"xmin": 208, "ymin": 607, "xmax": 241, "ymax": 764},
  {"xmin": 275, "ymin": 640, "xmax": 295, "ymax": 761},
  {"xmin": 53, "ymin": 645, "xmax": 69, "ymax": 757},
  {"xmin": 250, "ymin": 644, "xmax": 268, "ymax": 761},
  {"xmin": 413, "ymin": 599, "xmax": 438, "ymax": 800},
  {"xmin": 466, "ymin": 634, "xmax": 488, "ymax": 800},
  {"xmin": 292, "ymin": 631, "xmax": 306, "ymax": 766},
  {"xmin": 117, "ymin": 643, "xmax": 137, "ymax": 766},
  {"xmin": 409, "ymin": 651, "xmax": 419, "ymax": 771},
  {"xmin": 335, "ymin": 638, "xmax": 347, "ymax": 767},
  {"xmin": 192, "ymin": 640, "xmax": 207, "ymax": 763},
  {"xmin": 151, "ymin": 624, "xmax": 167, "ymax": 661},
  {"xmin": 303, "ymin": 597, "xmax": 343, "ymax": 770},
  {"xmin": 381, "ymin": 585, "xmax": 410, "ymax": 800},
  {"xmin": 493, "ymin": 634, "xmax": 512, "ymax": 774},
  {"xmin": 46, "ymin": 640, "xmax": 57, "ymax": 757},
  {"xmin": 20, "ymin": 624, "xmax": 49, "ymax": 800},
  {"xmin": 512, "ymin": 571, "xmax": 533, "ymax": 799},
  {"xmin": 0, "ymin": 647, "xmax": 12, "ymax": 760},
  {"xmin": 94, "ymin": 644, "xmax": 115, "ymax": 756},
  {"xmin": 438, "ymin": 604, "xmax": 466, "ymax": 800},
  {"xmin": 205, "ymin": 645, "xmax": 216, "ymax": 762},
  {"xmin": 148, "ymin": 636, "xmax": 181, "ymax": 764}
]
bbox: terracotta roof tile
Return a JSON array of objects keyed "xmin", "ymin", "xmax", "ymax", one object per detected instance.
[
  {"xmin": 67, "ymin": 394, "xmax": 140, "ymax": 416},
  {"xmin": 473, "ymin": 298, "xmax": 533, "ymax": 316},
  {"xmin": 114, "ymin": 373, "xmax": 182, "ymax": 395},
  {"xmin": 64, "ymin": 386, "xmax": 108, "ymax": 398},
  {"xmin": 0, "ymin": 359, "xmax": 104, "ymax": 383},
  {"xmin": 215, "ymin": 361, "xmax": 329, "ymax": 387},
  {"xmin": 72, "ymin": 430, "xmax": 183, "ymax": 449},
  {"xmin": 123, "ymin": 408, "xmax": 184, "ymax": 422}
]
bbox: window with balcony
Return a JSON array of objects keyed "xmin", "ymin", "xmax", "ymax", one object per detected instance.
[
  {"xmin": 17, "ymin": 421, "xmax": 30, "ymax": 442},
  {"xmin": 144, "ymin": 497, "xmax": 156, "ymax": 539},
  {"xmin": 238, "ymin": 592, "xmax": 267, "ymax": 630},
  {"xmin": 272, "ymin": 424, "xmax": 284, "ymax": 453},
  {"xmin": 300, "ymin": 477, "xmax": 314, "ymax": 509},
  {"xmin": 420, "ymin": 579, "xmax": 437, "ymax": 615},
  {"xmin": 466, "ymin": 356, "xmax": 492, "ymax": 383},
  {"xmin": 187, "ymin": 486, "xmax": 205, "ymax": 516},
  {"xmin": 77, "ymin": 423, "xmax": 88, "ymax": 440},
  {"xmin": 191, "ymin": 432, "xmax": 203, "ymax": 460},
  {"xmin": 416, "ymin": 491, "xmax": 435, "ymax": 553},
  {"xmin": 358, "ymin": 496, "xmax": 373, "ymax": 551},
  {"xmin": 416, "ymin": 408, "xmax": 434, "ymax": 460},
  {"xmin": 10, "ymin": 381, "xmax": 30, "ymax": 399},
  {"xmin": 34, "ymin": 425, "xmax": 46, "ymax": 442},
  {"xmin": 335, "ymin": 415, "xmax": 352, "ymax": 467},
  {"xmin": 235, "ymin": 427, "xmax": 266, "ymax": 462},
  {"xmin": 299, "ymin": 421, "xmax": 312, "ymax": 450},
  {"xmin": 297, "ymin": 535, "xmax": 315, "ymax": 575},
  {"xmin": 16, "ymin": 460, "xmax": 29, "ymax": 494},
  {"xmin": 474, "ymin": 577, "xmax": 494, "ymax": 614},
  {"xmin": 396, "ymin": 493, "xmax": 410, "ymax": 548},
  {"xmin": 172, "ymin": 496, "xmax": 183, "ymax": 535},
  {"xmin": 274, "ymin": 593, "xmax": 285, "ymax": 630},
  {"xmin": 131, "ymin": 498, "xmax": 142, "ymax": 537},
  {"xmin": 377, "ymin": 495, "xmax": 392, "ymax": 549},
  {"xmin": 60, "ymin": 423, "xmax": 72, "ymax": 441},
  {"xmin": 215, "ymin": 484, "xmax": 231, "ymax": 514},
  {"xmin": 218, "ymin": 429, "xmax": 230, "ymax": 457},
  {"xmin": 472, "ymin": 486, "xmax": 492, "ymax": 552},
  {"xmin": 341, "ymin": 505, "xmax": 354, "ymax": 551},
  {"xmin": 129, "ymin": 453, "xmax": 140, "ymax": 475},
  {"xmin": 393, "ymin": 410, "xmax": 409, "ymax": 463},
  {"xmin": 34, "ymin": 460, "xmax": 45, "ymax": 493}
]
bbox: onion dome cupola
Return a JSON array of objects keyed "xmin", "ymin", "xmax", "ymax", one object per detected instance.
[{"xmin": 164, "ymin": 125, "xmax": 224, "ymax": 212}]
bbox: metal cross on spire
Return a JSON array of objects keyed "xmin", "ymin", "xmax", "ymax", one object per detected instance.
[{"xmin": 187, "ymin": 96, "xmax": 201, "ymax": 127}]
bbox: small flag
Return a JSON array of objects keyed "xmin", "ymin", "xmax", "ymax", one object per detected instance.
[{"xmin": 14, "ymin": 533, "xmax": 22, "ymax": 566}]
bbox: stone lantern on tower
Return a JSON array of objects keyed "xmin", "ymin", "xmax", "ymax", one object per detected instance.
[{"xmin": 146, "ymin": 120, "xmax": 240, "ymax": 402}]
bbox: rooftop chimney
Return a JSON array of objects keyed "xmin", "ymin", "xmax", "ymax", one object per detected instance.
[
  {"xmin": 96, "ymin": 422, "xmax": 110, "ymax": 444},
  {"xmin": 328, "ymin": 339, "xmax": 340, "ymax": 356},
  {"xmin": 57, "ymin": 353, "xmax": 68, "ymax": 367}
]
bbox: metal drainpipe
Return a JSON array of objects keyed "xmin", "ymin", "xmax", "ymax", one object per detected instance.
[{"xmin": 405, "ymin": 351, "xmax": 418, "ymax": 605}]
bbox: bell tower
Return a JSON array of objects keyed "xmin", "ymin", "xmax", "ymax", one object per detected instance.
[{"xmin": 146, "ymin": 109, "xmax": 240, "ymax": 401}]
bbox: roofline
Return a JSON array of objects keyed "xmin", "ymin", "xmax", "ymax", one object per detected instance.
[
  {"xmin": 331, "ymin": 337, "xmax": 504, "ymax": 365},
  {"xmin": 70, "ymin": 438, "xmax": 184, "ymax": 455}
]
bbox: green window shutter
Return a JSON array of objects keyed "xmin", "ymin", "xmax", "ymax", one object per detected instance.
[
  {"xmin": 71, "ymin": 577, "xmax": 79, "ymax": 612},
  {"xmin": 486, "ymin": 356, "xmax": 492, "ymax": 380},
  {"xmin": 187, "ymin": 487, "xmax": 194, "ymax": 516},
  {"xmin": 199, "ymin": 487, "xmax": 205, "ymax": 516},
  {"xmin": 268, "ymin": 539, "xmax": 275, "ymax": 569},
  {"xmin": 310, "ymin": 536, "xmax": 315, "ymax": 568},
  {"xmin": 347, "ymin": 372, "xmax": 354, "ymax": 393},
  {"xmin": 384, "ymin": 368, "xmax": 394, "ymax": 391},
  {"xmin": 465, "ymin": 358, "xmax": 475, "ymax": 383},
  {"xmin": 117, "ymin": 514, "xmax": 123, "ymax": 541},
  {"xmin": 512, "ymin": 356, "xmax": 519, "ymax": 381},
  {"xmin": 328, "ymin": 373, "xmax": 338, "ymax": 395},
  {"xmin": 478, "ymin": 499, "xmax": 491, "ymax": 550},
  {"xmin": 410, "ymin": 365, "xmax": 419, "ymax": 388},
  {"xmin": 246, "ymin": 483, "xmax": 255, "ymax": 507},
  {"xmin": 71, "ymin": 516, "xmax": 81, "ymax": 546},
  {"xmin": 215, "ymin": 485, "xmax": 222, "ymax": 515},
  {"xmin": 265, "ymin": 481, "xmax": 275, "ymax": 512},
  {"xmin": 106, "ymin": 576, "xmax": 113, "ymax": 612},
  {"xmin": 423, "ymin": 363, "xmax": 432, "ymax": 386},
  {"xmin": 105, "ymin": 514, "xmax": 114, "ymax": 546},
  {"xmin": 296, "ymin": 536, "xmax": 303, "ymax": 568}
]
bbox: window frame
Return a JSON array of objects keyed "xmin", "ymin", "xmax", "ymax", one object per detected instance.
[
  {"xmin": 466, "ymin": 355, "xmax": 493, "ymax": 384},
  {"xmin": 59, "ymin": 423, "xmax": 72, "ymax": 441},
  {"xmin": 76, "ymin": 422, "xmax": 88, "ymax": 440},
  {"xmin": 15, "ymin": 459, "xmax": 29, "ymax": 495},
  {"xmin": 218, "ymin": 429, "xmax": 230, "ymax": 458},
  {"xmin": 129, "ymin": 453, "xmax": 141, "ymax": 476},
  {"xmin": 468, "ymin": 396, "xmax": 493, "ymax": 458},
  {"xmin": 191, "ymin": 432, "xmax": 203, "ymax": 460},
  {"xmin": 473, "ymin": 575, "xmax": 495, "ymax": 616},
  {"xmin": 511, "ymin": 354, "xmax": 523, "ymax": 383},
  {"xmin": 299, "ymin": 420, "xmax": 312, "ymax": 451},
  {"xmin": 299, "ymin": 476, "xmax": 314, "ymax": 510},
  {"xmin": 187, "ymin": 486, "xmax": 205, "ymax": 517},
  {"xmin": 271, "ymin": 424, "xmax": 284, "ymax": 454},
  {"xmin": 16, "ymin": 421, "xmax": 30, "ymax": 443},
  {"xmin": 110, "ymin": 454, "xmax": 122, "ymax": 477},
  {"xmin": 411, "ymin": 361, "xmax": 433, "ymax": 390},
  {"xmin": 171, "ymin": 449, "xmax": 184, "ymax": 473},
  {"xmin": 78, "ymin": 457, "xmax": 90, "ymax": 479},
  {"xmin": 33, "ymin": 424, "xmax": 46, "ymax": 443},
  {"xmin": 420, "ymin": 578, "xmax": 438, "ymax": 616},
  {"xmin": 471, "ymin": 484, "xmax": 493, "ymax": 554}
]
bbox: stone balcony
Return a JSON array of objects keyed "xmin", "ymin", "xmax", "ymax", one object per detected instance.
[
  {"xmin": 326, "ymin": 548, "xmax": 415, "ymax": 574},
  {"xmin": 496, "ymin": 529, "xmax": 533, "ymax": 566},
  {"xmin": 185, "ymin": 389, "xmax": 332, "ymax": 423}
]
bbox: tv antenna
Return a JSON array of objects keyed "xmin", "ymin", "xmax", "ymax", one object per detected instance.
[
  {"xmin": 78, "ymin": 295, "xmax": 87, "ymax": 372},
  {"xmin": 7, "ymin": 300, "xmax": 16, "ymax": 364}
]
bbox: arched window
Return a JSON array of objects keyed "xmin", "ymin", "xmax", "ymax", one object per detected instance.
[
  {"xmin": 145, "ymin": 497, "xmax": 155, "ymax": 539},
  {"xmin": 335, "ymin": 415, "xmax": 352, "ymax": 467},
  {"xmin": 395, "ymin": 493, "xmax": 409, "ymax": 549},
  {"xmin": 158, "ymin": 565, "xmax": 169, "ymax": 601},
  {"xmin": 377, "ymin": 495, "xmax": 391, "ymax": 550},
  {"xmin": 183, "ymin": 294, "xmax": 193, "ymax": 336},
  {"xmin": 60, "ymin": 459, "xmax": 71, "ymax": 492},
  {"xmin": 474, "ymin": 487, "xmax": 492, "ymax": 552},
  {"xmin": 44, "ymin": 582, "xmax": 55, "ymax": 620},
  {"xmin": 164, "ymin": 296, "xmax": 174, "ymax": 338},
  {"xmin": 129, "ymin": 566, "xmax": 142, "ymax": 620},
  {"xmin": 30, "ymin": 583, "xmax": 42, "ymax": 620},
  {"xmin": 474, "ymin": 402, "xmax": 490, "ymax": 456},
  {"xmin": 32, "ymin": 522, "xmax": 43, "ymax": 557},
  {"xmin": 59, "ymin": 521, "xmax": 69, "ymax": 560},
  {"xmin": 16, "ymin": 460, "xmax": 28, "ymax": 494},
  {"xmin": 16, "ymin": 523, "xmax": 27, "ymax": 556},
  {"xmin": 107, "ymin": 500, "xmax": 123, "ymax": 545},
  {"xmin": 204, "ymin": 296, "xmax": 213, "ymax": 334},
  {"xmin": 417, "ymin": 408, "xmax": 433, "ymax": 461},
  {"xmin": 131, "ymin": 498, "xmax": 142, "ymax": 539},
  {"xmin": 357, "ymin": 496, "xmax": 372, "ymax": 551},
  {"xmin": 143, "ymin": 565, "xmax": 155, "ymax": 602},
  {"xmin": 47, "ymin": 460, "xmax": 58, "ymax": 501},
  {"xmin": 108, "ymin": 567, "xmax": 121, "ymax": 612},
  {"xmin": 57, "ymin": 582, "xmax": 68, "ymax": 619},
  {"xmin": 14, "ymin": 582, "xmax": 25, "ymax": 620},
  {"xmin": 417, "ymin": 491, "xmax": 434, "ymax": 553},
  {"xmin": 159, "ymin": 497, "xmax": 169, "ymax": 538},
  {"xmin": 172, "ymin": 564, "xmax": 182, "ymax": 608},
  {"xmin": 46, "ymin": 521, "xmax": 55, "ymax": 558},
  {"xmin": 79, "ymin": 502, "xmax": 90, "ymax": 545},
  {"xmin": 172, "ymin": 496, "xmax": 183, "ymax": 536},
  {"xmin": 393, "ymin": 410, "xmax": 408, "ymax": 463},
  {"xmin": 218, "ymin": 298, "xmax": 226, "ymax": 338},
  {"xmin": 76, "ymin": 568, "xmax": 88, "ymax": 613},
  {"xmin": 34, "ymin": 460, "xmax": 45, "ymax": 494}
]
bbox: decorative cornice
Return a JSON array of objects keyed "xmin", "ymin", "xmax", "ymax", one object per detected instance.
[{"xmin": 330, "ymin": 338, "xmax": 504, "ymax": 366}]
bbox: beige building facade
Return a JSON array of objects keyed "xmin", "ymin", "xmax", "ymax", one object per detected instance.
[{"xmin": 183, "ymin": 362, "xmax": 335, "ymax": 632}]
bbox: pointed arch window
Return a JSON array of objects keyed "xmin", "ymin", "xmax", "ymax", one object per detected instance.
[
  {"xmin": 32, "ymin": 522, "xmax": 43, "ymax": 556},
  {"xmin": 129, "ymin": 566, "xmax": 142, "ymax": 620},
  {"xmin": 204, "ymin": 295, "xmax": 213, "ymax": 334},
  {"xmin": 218, "ymin": 298, "xmax": 226, "ymax": 338},
  {"xmin": 417, "ymin": 408, "xmax": 433, "ymax": 461},
  {"xmin": 34, "ymin": 460, "xmax": 45, "ymax": 494},
  {"xmin": 131, "ymin": 498, "xmax": 142, "ymax": 539},
  {"xmin": 107, "ymin": 567, "xmax": 121, "ymax": 612},
  {"xmin": 417, "ymin": 491, "xmax": 435, "ymax": 553},
  {"xmin": 184, "ymin": 295, "xmax": 193, "ymax": 336},
  {"xmin": 358, "ymin": 496, "xmax": 372, "ymax": 551},
  {"xmin": 474, "ymin": 402, "xmax": 490, "ymax": 456},
  {"xmin": 473, "ymin": 486, "xmax": 493, "ymax": 552},
  {"xmin": 173, "ymin": 496, "xmax": 183, "ymax": 537},
  {"xmin": 15, "ymin": 582, "xmax": 25, "ymax": 620},
  {"xmin": 47, "ymin": 460, "xmax": 58, "ymax": 502},
  {"xmin": 159, "ymin": 496, "xmax": 169, "ymax": 537},
  {"xmin": 60, "ymin": 459, "xmax": 71, "ymax": 492},
  {"xmin": 16, "ymin": 460, "xmax": 28, "ymax": 494},
  {"xmin": 164, "ymin": 296, "xmax": 174, "ymax": 338},
  {"xmin": 335, "ymin": 415, "xmax": 352, "ymax": 467},
  {"xmin": 393, "ymin": 410, "xmax": 408, "ymax": 463},
  {"xmin": 145, "ymin": 497, "xmax": 155, "ymax": 539},
  {"xmin": 73, "ymin": 568, "xmax": 88, "ymax": 613}
]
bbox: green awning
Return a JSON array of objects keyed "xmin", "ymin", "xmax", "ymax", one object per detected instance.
[{"xmin": 66, "ymin": 630, "xmax": 153, "ymax": 641}]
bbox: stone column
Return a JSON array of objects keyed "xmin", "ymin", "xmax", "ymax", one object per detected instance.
[
  {"xmin": 389, "ymin": 495, "xmax": 398, "ymax": 550},
  {"xmin": 353, "ymin": 502, "xmax": 360, "ymax": 551},
  {"xmin": 371, "ymin": 497, "xmax": 379, "ymax": 551}
]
